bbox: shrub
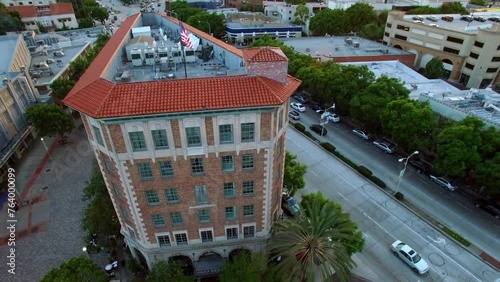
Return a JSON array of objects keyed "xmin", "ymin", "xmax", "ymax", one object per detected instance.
[
  {"xmin": 370, "ymin": 176, "xmax": 387, "ymax": 188},
  {"xmin": 303, "ymin": 131, "xmax": 317, "ymax": 141},
  {"xmin": 395, "ymin": 192, "xmax": 404, "ymax": 201},
  {"xmin": 294, "ymin": 123, "xmax": 305, "ymax": 132},
  {"xmin": 320, "ymin": 142, "xmax": 336, "ymax": 153},
  {"xmin": 333, "ymin": 151, "xmax": 358, "ymax": 169},
  {"xmin": 356, "ymin": 166, "xmax": 373, "ymax": 178},
  {"xmin": 441, "ymin": 226, "xmax": 471, "ymax": 247}
]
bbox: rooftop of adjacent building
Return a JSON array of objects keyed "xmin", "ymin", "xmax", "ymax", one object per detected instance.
[
  {"xmin": 281, "ymin": 36, "xmax": 412, "ymax": 58},
  {"xmin": 208, "ymin": 9, "xmax": 300, "ymax": 30},
  {"xmin": 8, "ymin": 2, "xmax": 75, "ymax": 18},
  {"xmin": 344, "ymin": 61, "xmax": 500, "ymax": 127},
  {"xmin": 0, "ymin": 34, "xmax": 22, "ymax": 76},
  {"xmin": 400, "ymin": 12, "xmax": 500, "ymax": 34}
]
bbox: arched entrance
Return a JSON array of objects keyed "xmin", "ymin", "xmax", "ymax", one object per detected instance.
[
  {"xmin": 228, "ymin": 248, "xmax": 252, "ymax": 262},
  {"xmin": 441, "ymin": 58, "xmax": 453, "ymax": 79},
  {"xmin": 419, "ymin": 54, "xmax": 434, "ymax": 69},
  {"xmin": 393, "ymin": 44, "xmax": 403, "ymax": 50},
  {"xmin": 194, "ymin": 251, "xmax": 225, "ymax": 278},
  {"xmin": 406, "ymin": 49, "xmax": 419, "ymax": 67},
  {"xmin": 134, "ymin": 248, "xmax": 149, "ymax": 270},
  {"xmin": 169, "ymin": 255, "xmax": 194, "ymax": 276}
]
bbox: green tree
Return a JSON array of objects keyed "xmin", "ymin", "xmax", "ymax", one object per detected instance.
[
  {"xmin": 424, "ymin": 58, "xmax": 446, "ymax": 79},
  {"xmin": 0, "ymin": 4, "xmax": 24, "ymax": 35},
  {"xmin": 435, "ymin": 118, "xmax": 483, "ymax": 177},
  {"xmin": 170, "ymin": 0, "xmax": 204, "ymax": 22},
  {"xmin": 148, "ymin": 260, "xmax": 195, "ymax": 282},
  {"xmin": 292, "ymin": 4, "xmax": 310, "ymax": 26},
  {"xmin": 79, "ymin": 17, "xmax": 94, "ymax": 29},
  {"xmin": 186, "ymin": 11, "xmax": 226, "ymax": 38},
  {"xmin": 25, "ymin": 104, "xmax": 74, "ymax": 138},
  {"xmin": 90, "ymin": 6, "xmax": 109, "ymax": 25},
  {"xmin": 50, "ymin": 78, "xmax": 75, "ymax": 100},
  {"xmin": 345, "ymin": 3, "xmax": 377, "ymax": 33},
  {"xmin": 300, "ymin": 192, "xmax": 365, "ymax": 256},
  {"xmin": 285, "ymin": 0, "xmax": 306, "ymax": 4},
  {"xmin": 360, "ymin": 23, "xmax": 384, "ymax": 41},
  {"xmin": 440, "ymin": 2, "xmax": 469, "ymax": 14},
  {"xmin": 283, "ymin": 152, "xmax": 307, "ymax": 197},
  {"xmin": 41, "ymin": 257, "xmax": 107, "ymax": 282},
  {"xmin": 35, "ymin": 21, "xmax": 47, "ymax": 33},
  {"xmin": 406, "ymin": 6, "xmax": 440, "ymax": 15},
  {"xmin": 350, "ymin": 76, "xmax": 410, "ymax": 130},
  {"xmin": 380, "ymin": 99, "xmax": 437, "ymax": 152},
  {"xmin": 309, "ymin": 9, "xmax": 347, "ymax": 35},
  {"xmin": 478, "ymin": 126, "xmax": 500, "ymax": 160},
  {"xmin": 475, "ymin": 153, "xmax": 500, "ymax": 197},
  {"xmin": 470, "ymin": 0, "xmax": 487, "ymax": 6},
  {"xmin": 82, "ymin": 164, "xmax": 121, "ymax": 238},
  {"xmin": 69, "ymin": 56, "xmax": 91, "ymax": 81},
  {"xmin": 219, "ymin": 252, "xmax": 267, "ymax": 282},
  {"xmin": 377, "ymin": 10, "xmax": 389, "ymax": 25},
  {"xmin": 267, "ymin": 193, "xmax": 359, "ymax": 282}
]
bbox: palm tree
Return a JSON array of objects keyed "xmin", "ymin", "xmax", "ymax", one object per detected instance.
[{"xmin": 267, "ymin": 195, "xmax": 360, "ymax": 282}]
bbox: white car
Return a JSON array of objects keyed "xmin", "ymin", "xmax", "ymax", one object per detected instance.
[
  {"xmin": 429, "ymin": 175, "xmax": 457, "ymax": 191},
  {"xmin": 390, "ymin": 240, "xmax": 429, "ymax": 275},
  {"xmin": 290, "ymin": 102, "xmax": 306, "ymax": 112},
  {"xmin": 326, "ymin": 113, "xmax": 340, "ymax": 123}
]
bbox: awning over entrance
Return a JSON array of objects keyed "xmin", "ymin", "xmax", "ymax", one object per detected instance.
[{"xmin": 193, "ymin": 257, "xmax": 225, "ymax": 277}]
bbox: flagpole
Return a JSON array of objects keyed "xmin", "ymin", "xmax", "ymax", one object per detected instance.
[{"xmin": 181, "ymin": 44, "xmax": 188, "ymax": 79}]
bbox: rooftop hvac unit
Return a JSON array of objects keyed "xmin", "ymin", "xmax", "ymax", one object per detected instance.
[
  {"xmin": 144, "ymin": 48, "xmax": 155, "ymax": 66},
  {"xmin": 353, "ymin": 42, "xmax": 360, "ymax": 48},
  {"xmin": 345, "ymin": 37, "xmax": 353, "ymax": 44},
  {"xmin": 131, "ymin": 49, "xmax": 143, "ymax": 67},
  {"xmin": 158, "ymin": 47, "xmax": 168, "ymax": 58}
]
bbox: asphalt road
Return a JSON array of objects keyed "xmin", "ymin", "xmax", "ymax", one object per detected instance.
[
  {"xmin": 286, "ymin": 128, "xmax": 499, "ymax": 281},
  {"xmin": 289, "ymin": 104, "xmax": 500, "ymax": 262}
]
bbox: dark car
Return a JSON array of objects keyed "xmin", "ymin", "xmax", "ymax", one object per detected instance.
[
  {"xmin": 441, "ymin": 16, "xmax": 453, "ymax": 22},
  {"xmin": 293, "ymin": 95, "xmax": 309, "ymax": 104},
  {"xmin": 288, "ymin": 110, "xmax": 300, "ymax": 120},
  {"xmin": 309, "ymin": 104, "xmax": 325, "ymax": 114},
  {"xmin": 309, "ymin": 124, "xmax": 327, "ymax": 136},
  {"xmin": 489, "ymin": 17, "xmax": 500, "ymax": 23},
  {"xmin": 461, "ymin": 16, "xmax": 473, "ymax": 22},
  {"xmin": 474, "ymin": 199, "xmax": 500, "ymax": 219},
  {"xmin": 409, "ymin": 159, "xmax": 432, "ymax": 174},
  {"xmin": 474, "ymin": 16, "xmax": 486, "ymax": 22},
  {"xmin": 426, "ymin": 16, "xmax": 438, "ymax": 22}
]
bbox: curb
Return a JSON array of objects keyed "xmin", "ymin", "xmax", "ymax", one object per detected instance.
[{"xmin": 287, "ymin": 125, "xmax": 500, "ymax": 272}]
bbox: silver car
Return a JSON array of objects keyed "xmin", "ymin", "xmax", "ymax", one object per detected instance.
[
  {"xmin": 429, "ymin": 175, "xmax": 458, "ymax": 191},
  {"xmin": 352, "ymin": 129, "xmax": 370, "ymax": 140},
  {"xmin": 372, "ymin": 140, "xmax": 395, "ymax": 154}
]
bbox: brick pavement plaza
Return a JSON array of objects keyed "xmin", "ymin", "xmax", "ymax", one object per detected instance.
[{"xmin": 0, "ymin": 119, "xmax": 115, "ymax": 282}]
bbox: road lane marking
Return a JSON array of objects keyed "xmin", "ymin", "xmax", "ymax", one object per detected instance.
[
  {"xmin": 309, "ymin": 170, "xmax": 318, "ymax": 177},
  {"xmin": 337, "ymin": 192, "xmax": 348, "ymax": 201},
  {"xmin": 456, "ymin": 201, "xmax": 474, "ymax": 213},
  {"xmin": 363, "ymin": 213, "xmax": 395, "ymax": 240}
]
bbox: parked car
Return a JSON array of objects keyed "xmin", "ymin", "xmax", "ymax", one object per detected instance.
[
  {"xmin": 290, "ymin": 102, "xmax": 306, "ymax": 112},
  {"xmin": 390, "ymin": 240, "xmax": 429, "ymax": 275},
  {"xmin": 352, "ymin": 129, "xmax": 371, "ymax": 140},
  {"xmin": 429, "ymin": 175, "xmax": 458, "ymax": 191},
  {"xmin": 412, "ymin": 16, "xmax": 424, "ymax": 21},
  {"xmin": 461, "ymin": 16, "xmax": 473, "ymax": 22},
  {"xmin": 489, "ymin": 17, "xmax": 500, "ymax": 22},
  {"xmin": 309, "ymin": 124, "xmax": 327, "ymax": 136},
  {"xmin": 473, "ymin": 199, "xmax": 500, "ymax": 219},
  {"xmin": 474, "ymin": 16, "xmax": 486, "ymax": 22},
  {"xmin": 326, "ymin": 113, "xmax": 340, "ymax": 123},
  {"xmin": 409, "ymin": 159, "xmax": 432, "ymax": 174},
  {"xmin": 441, "ymin": 15, "xmax": 453, "ymax": 22},
  {"xmin": 426, "ymin": 16, "xmax": 438, "ymax": 22},
  {"xmin": 282, "ymin": 195, "xmax": 300, "ymax": 216},
  {"xmin": 292, "ymin": 94, "xmax": 309, "ymax": 104},
  {"xmin": 288, "ymin": 110, "xmax": 300, "ymax": 120},
  {"xmin": 309, "ymin": 104, "xmax": 325, "ymax": 114},
  {"xmin": 372, "ymin": 140, "xmax": 396, "ymax": 154}
]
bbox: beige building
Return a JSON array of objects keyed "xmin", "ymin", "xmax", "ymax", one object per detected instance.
[
  {"xmin": 383, "ymin": 11, "xmax": 500, "ymax": 89},
  {"xmin": 63, "ymin": 13, "xmax": 300, "ymax": 277},
  {"xmin": 8, "ymin": 3, "xmax": 78, "ymax": 31}
]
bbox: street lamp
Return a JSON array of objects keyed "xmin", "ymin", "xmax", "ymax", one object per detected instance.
[
  {"xmin": 40, "ymin": 137, "xmax": 52, "ymax": 162},
  {"xmin": 82, "ymin": 246, "xmax": 90, "ymax": 258},
  {"xmin": 394, "ymin": 151, "xmax": 419, "ymax": 194},
  {"xmin": 198, "ymin": 20, "xmax": 211, "ymax": 36}
]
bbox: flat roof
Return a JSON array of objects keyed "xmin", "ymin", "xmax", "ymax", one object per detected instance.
[
  {"xmin": 281, "ymin": 36, "xmax": 412, "ymax": 58},
  {"xmin": 225, "ymin": 12, "xmax": 297, "ymax": 29},
  {"xmin": 402, "ymin": 13, "xmax": 500, "ymax": 34},
  {"xmin": 0, "ymin": 35, "xmax": 21, "ymax": 76}
]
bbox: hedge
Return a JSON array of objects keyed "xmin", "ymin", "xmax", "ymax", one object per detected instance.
[
  {"xmin": 356, "ymin": 166, "xmax": 373, "ymax": 178},
  {"xmin": 370, "ymin": 176, "xmax": 387, "ymax": 188},
  {"xmin": 294, "ymin": 123, "xmax": 305, "ymax": 132},
  {"xmin": 395, "ymin": 192, "xmax": 404, "ymax": 201},
  {"xmin": 320, "ymin": 142, "xmax": 336, "ymax": 153},
  {"xmin": 333, "ymin": 151, "xmax": 358, "ymax": 169},
  {"xmin": 303, "ymin": 131, "xmax": 317, "ymax": 141}
]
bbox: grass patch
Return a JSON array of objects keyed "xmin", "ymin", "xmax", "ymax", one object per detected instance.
[{"xmin": 441, "ymin": 226, "xmax": 471, "ymax": 247}]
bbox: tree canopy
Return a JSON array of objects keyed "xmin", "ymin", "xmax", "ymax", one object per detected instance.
[
  {"xmin": 0, "ymin": 3, "xmax": 23, "ymax": 35},
  {"xmin": 407, "ymin": 3, "xmax": 468, "ymax": 15},
  {"xmin": 25, "ymin": 104, "xmax": 74, "ymax": 138},
  {"xmin": 185, "ymin": 11, "xmax": 226, "ymax": 38},
  {"xmin": 424, "ymin": 58, "xmax": 446, "ymax": 79},
  {"xmin": 148, "ymin": 260, "xmax": 195, "ymax": 282},
  {"xmin": 283, "ymin": 152, "xmax": 307, "ymax": 197},
  {"xmin": 219, "ymin": 252, "xmax": 266, "ymax": 282},
  {"xmin": 50, "ymin": 78, "xmax": 75, "ymax": 101},
  {"xmin": 41, "ymin": 257, "xmax": 107, "ymax": 282}
]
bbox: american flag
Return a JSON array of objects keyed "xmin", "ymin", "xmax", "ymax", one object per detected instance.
[{"xmin": 179, "ymin": 22, "xmax": 194, "ymax": 50}]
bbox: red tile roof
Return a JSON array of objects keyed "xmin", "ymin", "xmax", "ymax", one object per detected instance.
[
  {"xmin": 63, "ymin": 13, "xmax": 301, "ymax": 119},
  {"xmin": 8, "ymin": 6, "xmax": 37, "ymax": 18},
  {"xmin": 49, "ymin": 3, "xmax": 75, "ymax": 15},
  {"xmin": 243, "ymin": 47, "xmax": 287, "ymax": 62}
]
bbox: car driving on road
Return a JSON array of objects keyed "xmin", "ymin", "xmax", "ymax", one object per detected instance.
[
  {"xmin": 372, "ymin": 140, "xmax": 396, "ymax": 154},
  {"xmin": 409, "ymin": 159, "xmax": 432, "ymax": 174},
  {"xmin": 429, "ymin": 175, "xmax": 458, "ymax": 191},
  {"xmin": 326, "ymin": 113, "xmax": 340, "ymax": 123},
  {"xmin": 390, "ymin": 240, "xmax": 429, "ymax": 275},
  {"xmin": 352, "ymin": 129, "xmax": 371, "ymax": 140},
  {"xmin": 474, "ymin": 199, "xmax": 500, "ymax": 219},
  {"xmin": 309, "ymin": 124, "xmax": 327, "ymax": 136},
  {"xmin": 290, "ymin": 102, "xmax": 306, "ymax": 112},
  {"xmin": 288, "ymin": 110, "xmax": 300, "ymax": 120}
]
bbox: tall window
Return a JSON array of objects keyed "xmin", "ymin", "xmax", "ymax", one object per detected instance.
[
  {"xmin": 174, "ymin": 233, "xmax": 188, "ymax": 245},
  {"xmin": 185, "ymin": 127, "xmax": 202, "ymax": 147},
  {"xmin": 219, "ymin": 124, "xmax": 233, "ymax": 144},
  {"xmin": 152, "ymin": 214, "xmax": 165, "ymax": 227},
  {"xmin": 278, "ymin": 109, "xmax": 283, "ymax": 129},
  {"xmin": 225, "ymin": 206, "xmax": 236, "ymax": 219},
  {"xmin": 226, "ymin": 227, "xmax": 238, "ymax": 240},
  {"xmin": 200, "ymin": 230, "xmax": 213, "ymax": 242},
  {"xmin": 104, "ymin": 157, "xmax": 114, "ymax": 174},
  {"xmin": 137, "ymin": 163, "xmax": 153, "ymax": 180},
  {"xmin": 241, "ymin": 123, "xmax": 255, "ymax": 142},
  {"xmin": 145, "ymin": 190, "xmax": 160, "ymax": 205},
  {"xmin": 243, "ymin": 226, "xmax": 255, "ymax": 238},
  {"xmin": 223, "ymin": 182, "xmax": 236, "ymax": 198},
  {"xmin": 243, "ymin": 205, "xmax": 254, "ymax": 217},
  {"xmin": 171, "ymin": 212, "xmax": 183, "ymax": 226},
  {"xmin": 221, "ymin": 155, "xmax": 235, "ymax": 172},
  {"xmin": 242, "ymin": 154, "xmax": 254, "ymax": 170},
  {"xmin": 152, "ymin": 129, "xmax": 169, "ymax": 149},
  {"xmin": 159, "ymin": 161, "xmax": 174, "ymax": 177},
  {"xmin": 113, "ymin": 183, "xmax": 122, "ymax": 198},
  {"xmin": 92, "ymin": 125, "xmax": 104, "ymax": 146},
  {"xmin": 277, "ymin": 140, "xmax": 282, "ymax": 156},
  {"xmin": 198, "ymin": 210, "xmax": 210, "ymax": 223},
  {"xmin": 191, "ymin": 158, "xmax": 204, "ymax": 175},
  {"xmin": 129, "ymin": 131, "xmax": 147, "ymax": 151},
  {"xmin": 157, "ymin": 235, "xmax": 171, "ymax": 247},
  {"xmin": 195, "ymin": 185, "xmax": 208, "ymax": 204},
  {"xmin": 242, "ymin": 181, "xmax": 254, "ymax": 196},
  {"xmin": 165, "ymin": 188, "xmax": 179, "ymax": 204}
]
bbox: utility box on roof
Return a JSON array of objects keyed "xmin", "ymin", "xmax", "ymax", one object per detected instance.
[{"xmin": 132, "ymin": 26, "xmax": 152, "ymax": 38}]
